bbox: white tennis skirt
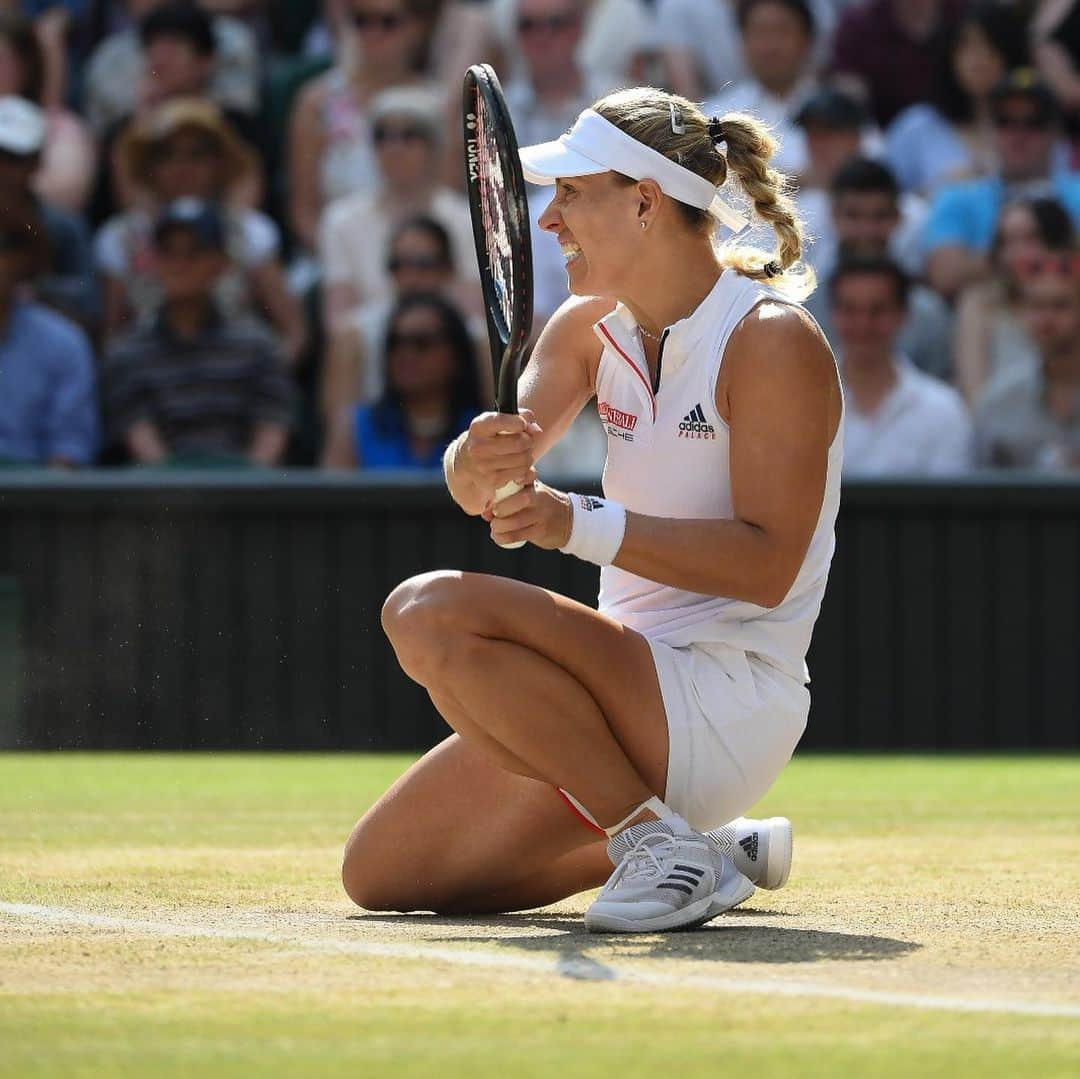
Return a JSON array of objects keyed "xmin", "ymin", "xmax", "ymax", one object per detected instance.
[{"xmin": 647, "ymin": 638, "xmax": 810, "ymax": 831}]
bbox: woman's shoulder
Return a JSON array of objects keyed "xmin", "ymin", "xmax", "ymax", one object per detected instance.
[
  {"xmin": 727, "ymin": 299, "xmax": 834, "ymax": 381},
  {"xmin": 545, "ymin": 295, "xmax": 618, "ymax": 339}
]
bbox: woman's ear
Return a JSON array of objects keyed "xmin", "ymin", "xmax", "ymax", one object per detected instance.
[{"xmin": 635, "ymin": 178, "xmax": 664, "ymax": 226}]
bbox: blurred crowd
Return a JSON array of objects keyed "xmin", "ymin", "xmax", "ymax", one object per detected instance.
[{"xmin": 1, "ymin": 0, "xmax": 1079, "ymax": 475}]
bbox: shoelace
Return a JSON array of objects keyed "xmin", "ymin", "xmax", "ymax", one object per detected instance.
[{"xmin": 616, "ymin": 833, "xmax": 711, "ymax": 889}]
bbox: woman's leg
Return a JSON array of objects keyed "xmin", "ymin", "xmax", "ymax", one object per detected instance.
[
  {"xmin": 381, "ymin": 570, "xmax": 671, "ymax": 829},
  {"xmin": 343, "ymin": 569, "xmax": 674, "ymax": 913},
  {"xmin": 342, "ymin": 733, "xmax": 611, "ymax": 913}
]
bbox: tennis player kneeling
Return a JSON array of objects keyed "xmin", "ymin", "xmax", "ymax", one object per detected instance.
[{"xmin": 342, "ymin": 88, "xmax": 843, "ymax": 933}]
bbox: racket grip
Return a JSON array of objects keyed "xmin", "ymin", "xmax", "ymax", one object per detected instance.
[{"xmin": 493, "ymin": 480, "xmax": 525, "ymax": 549}]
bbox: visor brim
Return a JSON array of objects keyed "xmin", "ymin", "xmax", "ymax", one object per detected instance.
[{"xmin": 519, "ymin": 138, "xmax": 610, "ymax": 185}]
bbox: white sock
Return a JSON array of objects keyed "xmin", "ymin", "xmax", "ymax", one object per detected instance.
[{"xmin": 604, "ymin": 795, "xmax": 679, "ymax": 837}]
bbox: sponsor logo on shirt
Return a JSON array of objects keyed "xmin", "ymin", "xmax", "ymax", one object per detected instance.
[
  {"xmin": 598, "ymin": 400, "xmax": 638, "ymax": 442},
  {"xmin": 679, "ymin": 403, "xmax": 716, "ymax": 440}
]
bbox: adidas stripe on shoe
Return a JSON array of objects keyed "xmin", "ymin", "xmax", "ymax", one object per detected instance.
[{"xmin": 584, "ymin": 818, "xmax": 755, "ymax": 934}]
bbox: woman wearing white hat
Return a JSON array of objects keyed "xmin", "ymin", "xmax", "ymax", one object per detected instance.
[{"xmin": 343, "ymin": 87, "xmax": 843, "ymax": 933}]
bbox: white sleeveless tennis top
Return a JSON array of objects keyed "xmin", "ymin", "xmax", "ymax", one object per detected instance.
[{"xmin": 591, "ymin": 267, "xmax": 844, "ymax": 683}]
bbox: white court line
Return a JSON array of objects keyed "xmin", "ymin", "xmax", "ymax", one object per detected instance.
[{"xmin": 2, "ymin": 901, "xmax": 1078, "ymax": 1019}]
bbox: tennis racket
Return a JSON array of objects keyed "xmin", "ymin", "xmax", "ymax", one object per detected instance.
[{"xmin": 463, "ymin": 63, "xmax": 534, "ymax": 548}]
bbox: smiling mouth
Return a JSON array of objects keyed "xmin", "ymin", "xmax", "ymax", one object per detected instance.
[{"xmin": 560, "ymin": 241, "xmax": 582, "ymax": 265}]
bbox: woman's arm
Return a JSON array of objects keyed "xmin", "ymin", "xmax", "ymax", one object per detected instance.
[
  {"xmin": 953, "ymin": 283, "xmax": 994, "ymax": 406},
  {"xmin": 319, "ymin": 323, "xmax": 365, "ymax": 424},
  {"xmin": 443, "ymin": 294, "xmax": 607, "ymax": 516},
  {"xmin": 287, "ymin": 81, "xmax": 328, "ymax": 252},
  {"xmin": 35, "ymin": 111, "xmax": 97, "ymax": 213},
  {"xmin": 615, "ymin": 307, "xmax": 839, "ymax": 607},
  {"xmin": 248, "ymin": 259, "xmax": 308, "ymax": 368},
  {"xmin": 322, "ymin": 405, "xmax": 359, "ymax": 469},
  {"xmin": 488, "ymin": 305, "xmax": 840, "ymax": 609}
]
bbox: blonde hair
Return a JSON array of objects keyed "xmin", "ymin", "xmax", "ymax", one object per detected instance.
[{"xmin": 592, "ymin": 87, "xmax": 815, "ymax": 299}]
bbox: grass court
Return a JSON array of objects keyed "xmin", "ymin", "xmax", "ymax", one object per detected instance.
[{"xmin": 1, "ymin": 753, "xmax": 1078, "ymax": 1077}]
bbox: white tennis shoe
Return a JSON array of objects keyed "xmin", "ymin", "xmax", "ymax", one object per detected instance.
[
  {"xmin": 584, "ymin": 818, "xmax": 755, "ymax": 934},
  {"xmin": 706, "ymin": 816, "xmax": 793, "ymax": 890}
]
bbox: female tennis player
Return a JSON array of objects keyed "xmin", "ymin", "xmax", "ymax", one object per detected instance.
[{"xmin": 342, "ymin": 87, "xmax": 843, "ymax": 933}]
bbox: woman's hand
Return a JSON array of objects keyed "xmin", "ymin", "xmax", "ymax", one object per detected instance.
[
  {"xmin": 481, "ymin": 481, "xmax": 573, "ymax": 550},
  {"xmin": 456, "ymin": 409, "xmax": 542, "ymax": 502}
]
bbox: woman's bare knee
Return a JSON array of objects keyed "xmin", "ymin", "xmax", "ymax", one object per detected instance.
[
  {"xmin": 381, "ymin": 572, "xmax": 488, "ymax": 683},
  {"xmin": 341, "ymin": 824, "xmax": 425, "ymax": 911}
]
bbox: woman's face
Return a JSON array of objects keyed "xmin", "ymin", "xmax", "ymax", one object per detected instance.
[
  {"xmin": 389, "ymin": 228, "xmax": 452, "ymax": 295},
  {"xmin": 387, "ymin": 306, "xmax": 455, "ymax": 396},
  {"xmin": 152, "ymin": 129, "xmax": 225, "ymax": 200},
  {"xmin": 952, "ymin": 22, "xmax": 1005, "ymax": 101},
  {"xmin": 996, "ymin": 205, "xmax": 1047, "ymax": 279},
  {"xmin": 538, "ymin": 172, "xmax": 647, "ymax": 299},
  {"xmin": 349, "ymin": 1, "xmax": 420, "ymax": 71},
  {"xmin": 0, "ymin": 38, "xmax": 24, "ymax": 98},
  {"xmin": 374, "ymin": 114, "xmax": 436, "ymax": 187}
]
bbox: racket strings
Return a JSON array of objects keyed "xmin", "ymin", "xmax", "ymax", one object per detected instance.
[{"xmin": 475, "ymin": 96, "xmax": 517, "ymax": 335}]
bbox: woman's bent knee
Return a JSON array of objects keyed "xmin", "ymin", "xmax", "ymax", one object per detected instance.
[{"xmin": 381, "ymin": 571, "xmax": 488, "ymax": 683}]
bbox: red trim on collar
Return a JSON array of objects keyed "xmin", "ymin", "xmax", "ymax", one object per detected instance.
[{"xmin": 596, "ymin": 322, "xmax": 657, "ymax": 421}]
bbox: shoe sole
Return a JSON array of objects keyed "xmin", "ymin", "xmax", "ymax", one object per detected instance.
[
  {"xmin": 760, "ymin": 817, "xmax": 793, "ymax": 891},
  {"xmin": 584, "ymin": 875, "xmax": 756, "ymax": 934}
]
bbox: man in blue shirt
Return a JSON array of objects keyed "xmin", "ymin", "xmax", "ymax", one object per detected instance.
[
  {"xmin": 0, "ymin": 208, "xmax": 99, "ymax": 466},
  {"xmin": 924, "ymin": 69, "xmax": 1080, "ymax": 300}
]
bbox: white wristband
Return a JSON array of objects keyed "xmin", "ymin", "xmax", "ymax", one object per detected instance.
[{"xmin": 559, "ymin": 493, "xmax": 626, "ymax": 567}]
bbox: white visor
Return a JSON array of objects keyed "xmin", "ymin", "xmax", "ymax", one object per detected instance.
[{"xmin": 519, "ymin": 109, "xmax": 749, "ymax": 234}]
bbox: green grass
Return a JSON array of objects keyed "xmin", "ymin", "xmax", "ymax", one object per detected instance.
[{"xmin": 1, "ymin": 754, "xmax": 1078, "ymax": 1078}]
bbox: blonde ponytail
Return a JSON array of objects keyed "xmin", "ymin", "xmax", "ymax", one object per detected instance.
[
  {"xmin": 592, "ymin": 88, "xmax": 815, "ymax": 299},
  {"xmin": 710, "ymin": 114, "xmax": 812, "ymax": 296}
]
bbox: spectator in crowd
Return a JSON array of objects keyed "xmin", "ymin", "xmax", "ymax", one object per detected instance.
[
  {"xmin": 0, "ymin": 96, "xmax": 97, "ymax": 326},
  {"xmin": 704, "ymin": 0, "xmax": 819, "ymax": 178},
  {"xmin": 318, "ymin": 86, "xmax": 476, "ymax": 331},
  {"xmin": 320, "ymin": 214, "xmax": 486, "ymax": 423},
  {"xmin": 1033, "ymin": 0, "xmax": 1080, "ymax": 156},
  {"xmin": 975, "ymin": 251, "xmax": 1080, "ymax": 469},
  {"xmin": 829, "ymin": 0, "xmax": 967, "ymax": 129},
  {"xmin": 831, "ymin": 256, "xmax": 973, "ymax": 476},
  {"xmin": 792, "ymin": 88, "xmax": 883, "ymax": 268},
  {"xmin": 924, "ymin": 69, "xmax": 1080, "ymax": 300},
  {"xmin": 0, "ymin": 10, "xmax": 96, "ymax": 214},
  {"xmin": 655, "ymin": 0, "xmax": 835, "ymax": 103},
  {"xmin": 806, "ymin": 158, "xmax": 951, "ymax": 379},
  {"xmin": 954, "ymin": 195, "xmax": 1074, "ymax": 407},
  {"xmin": 502, "ymin": 0, "xmax": 619, "ymax": 324},
  {"xmin": 95, "ymin": 1, "xmax": 265, "ymax": 224},
  {"xmin": 98, "ymin": 97, "xmax": 305, "ymax": 362},
  {"xmin": 83, "ymin": 0, "xmax": 259, "ymax": 135},
  {"xmin": 322, "ymin": 292, "xmax": 482, "ymax": 469},
  {"xmin": 103, "ymin": 199, "xmax": 294, "ymax": 466},
  {"xmin": 486, "ymin": 0, "xmax": 651, "ymax": 94},
  {"xmin": 0, "ymin": 207, "xmax": 98, "ymax": 467},
  {"xmin": 886, "ymin": 1, "xmax": 1031, "ymax": 197},
  {"xmin": 503, "ymin": 0, "xmax": 613, "ymax": 148},
  {"xmin": 288, "ymin": 0, "xmax": 430, "ymax": 254}
]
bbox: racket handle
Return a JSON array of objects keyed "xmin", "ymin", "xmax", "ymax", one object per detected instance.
[{"xmin": 493, "ymin": 480, "xmax": 525, "ymax": 549}]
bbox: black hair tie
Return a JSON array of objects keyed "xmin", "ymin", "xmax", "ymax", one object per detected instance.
[
  {"xmin": 707, "ymin": 116, "xmax": 726, "ymax": 144},
  {"xmin": 763, "ymin": 260, "xmax": 782, "ymax": 278}
]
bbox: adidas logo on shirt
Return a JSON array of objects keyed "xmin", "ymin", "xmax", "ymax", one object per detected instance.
[{"xmin": 678, "ymin": 403, "xmax": 716, "ymax": 440}]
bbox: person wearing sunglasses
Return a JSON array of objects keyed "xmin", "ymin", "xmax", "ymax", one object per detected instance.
[
  {"xmin": 320, "ymin": 214, "xmax": 487, "ymax": 426},
  {"xmin": 319, "ymin": 86, "xmax": 476, "ymax": 334},
  {"xmin": 924, "ymin": 68, "xmax": 1080, "ymax": 300},
  {"xmin": 321, "ymin": 292, "xmax": 483, "ymax": 470},
  {"xmin": 287, "ymin": 0, "xmax": 429, "ymax": 255}
]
